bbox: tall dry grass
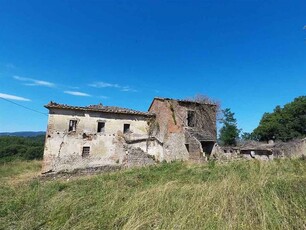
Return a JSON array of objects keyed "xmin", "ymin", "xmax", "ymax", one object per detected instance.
[{"xmin": 1, "ymin": 159, "xmax": 306, "ymax": 229}]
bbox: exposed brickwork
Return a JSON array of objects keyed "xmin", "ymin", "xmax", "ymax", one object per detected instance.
[
  {"xmin": 149, "ymin": 97, "xmax": 217, "ymax": 162},
  {"xmin": 43, "ymin": 97, "xmax": 218, "ymax": 174}
]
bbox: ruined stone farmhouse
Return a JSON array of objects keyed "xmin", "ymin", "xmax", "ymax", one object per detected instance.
[{"xmin": 42, "ymin": 97, "xmax": 217, "ymax": 173}]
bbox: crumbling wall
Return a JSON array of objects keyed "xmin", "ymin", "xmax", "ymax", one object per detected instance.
[
  {"xmin": 148, "ymin": 99, "xmax": 188, "ymax": 162},
  {"xmin": 43, "ymin": 131, "xmax": 125, "ymax": 173},
  {"xmin": 211, "ymin": 139, "xmax": 306, "ymax": 161},
  {"xmin": 240, "ymin": 150, "xmax": 273, "ymax": 161},
  {"xmin": 43, "ymin": 108, "xmax": 151, "ymax": 173},
  {"xmin": 43, "ymin": 98, "xmax": 219, "ymax": 173},
  {"xmin": 122, "ymin": 145, "xmax": 156, "ymax": 167},
  {"xmin": 179, "ymin": 101, "xmax": 217, "ymax": 141},
  {"xmin": 185, "ymin": 132, "xmax": 205, "ymax": 162},
  {"xmin": 163, "ymin": 133, "xmax": 189, "ymax": 162},
  {"xmin": 148, "ymin": 98, "xmax": 217, "ymax": 162},
  {"xmin": 274, "ymin": 139, "xmax": 306, "ymax": 158},
  {"xmin": 127, "ymin": 139, "xmax": 164, "ymax": 162},
  {"xmin": 211, "ymin": 145, "xmax": 240, "ymax": 160},
  {"xmin": 148, "ymin": 99, "xmax": 182, "ymax": 142},
  {"xmin": 212, "ymin": 145, "xmax": 274, "ymax": 161}
]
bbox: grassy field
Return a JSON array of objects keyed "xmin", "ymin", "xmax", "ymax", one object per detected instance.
[{"xmin": 1, "ymin": 159, "xmax": 306, "ymax": 229}]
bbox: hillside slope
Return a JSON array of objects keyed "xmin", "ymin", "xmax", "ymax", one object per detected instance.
[
  {"xmin": 1, "ymin": 159, "xmax": 306, "ymax": 229},
  {"xmin": 0, "ymin": 131, "xmax": 45, "ymax": 137}
]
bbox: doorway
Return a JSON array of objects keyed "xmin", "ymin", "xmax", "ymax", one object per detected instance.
[{"xmin": 201, "ymin": 141, "xmax": 215, "ymax": 155}]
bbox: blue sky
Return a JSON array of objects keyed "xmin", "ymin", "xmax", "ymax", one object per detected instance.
[{"xmin": 0, "ymin": 0, "xmax": 305, "ymax": 133}]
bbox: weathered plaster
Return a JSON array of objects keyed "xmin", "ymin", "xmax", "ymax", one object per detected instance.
[
  {"xmin": 43, "ymin": 108, "xmax": 160, "ymax": 173},
  {"xmin": 43, "ymin": 98, "xmax": 218, "ymax": 173}
]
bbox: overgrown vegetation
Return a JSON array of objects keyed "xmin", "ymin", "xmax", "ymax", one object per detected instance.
[
  {"xmin": 0, "ymin": 135, "xmax": 45, "ymax": 162},
  {"xmin": 1, "ymin": 159, "xmax": 306, "ymax": 229},
  {"xmin": 185, "ymin": 94, "xmax": 219, "ymax": 141},
  {"xmin": 186, "ymin": 94, "xmax": 220, "ymax": 110}
]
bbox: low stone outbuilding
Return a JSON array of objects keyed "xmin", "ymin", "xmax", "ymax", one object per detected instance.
[{"xmin": 212, "ymin": 139, "xmax": 306, "ymax": 161}]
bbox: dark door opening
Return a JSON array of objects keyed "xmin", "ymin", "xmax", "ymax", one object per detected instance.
[{"xmin": 201, "ymin": 141, "xmax": 215, "ymax": 155}]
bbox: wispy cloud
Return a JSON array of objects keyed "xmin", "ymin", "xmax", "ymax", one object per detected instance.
[
  {"xmin": 0, "ymin": 93, "xmax": 31, "ymax": 101},
  {"xmin": 89, "ymin": 81, "xmax": 137, "ymax": 92},
  {"xmin": 121, "ymin": 86, "xmax": 138, "ymax": 92},
  {"xmin": 89, "ymin": 81, "xmax": 120, "ymax": 88},
  {"xmin": 13, "ymin": 76, "xmax": 55, "ymax": 88},
  {"xmin": 64, "ymin": 91, "xmax": 91, "ymax": 97}
]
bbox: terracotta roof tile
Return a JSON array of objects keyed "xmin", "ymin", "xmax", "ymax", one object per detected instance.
[{"xmin": 45, "ymin": 101, "xmax": 155, "ymax": 117}]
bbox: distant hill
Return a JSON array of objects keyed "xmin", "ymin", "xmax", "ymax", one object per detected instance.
[{"xmin": 0, "ymin": 131, "xmax": 45, "ymax": 137}]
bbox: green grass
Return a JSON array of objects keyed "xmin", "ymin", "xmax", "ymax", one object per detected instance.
[
  {"xmin": 0, "ymin": 159, "xmax": 41, "ymax": 179},
  {"xmin": 1, "ymin": 159, "xmax": 306, "ymax": 229}
]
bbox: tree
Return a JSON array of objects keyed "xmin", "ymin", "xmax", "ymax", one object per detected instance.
[
  {"xmin": 241, "ymin": 132, "xmax": 253, "ymax": 141},
  {"xmin": 253, "ymin": 96, "xmax": 306, "ymax": 142},
  {"xmin": 219, "ymin": 108, "xmax": 240, "ymax": 146}
]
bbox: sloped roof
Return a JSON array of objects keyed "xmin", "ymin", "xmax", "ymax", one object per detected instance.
[
  {"xmin": 148, "ymin": 97, "xmax": 217, "ymax": 111},
  {"xmin": 45, "ymin": 101, "xmax": 155, "ymax": 117}
]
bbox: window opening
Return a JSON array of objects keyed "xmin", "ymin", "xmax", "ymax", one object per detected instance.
[
  {"xmin": 187, "ymin": 111, "xmax": 196, "ymax": 127},
  {"xmin": 68, "ymin": 120, "xmax": 77, "ymax": 131},
  {"xmin": 123, "ymin": 124, "xmax": 130, "ymax": 134},
  {"xmin": 82, "ymin": 147, "xmax": 90, "ymax": 157},
  {"xmin": 97, "ymin": 122, "xmax": 105, "ymax": 133}
]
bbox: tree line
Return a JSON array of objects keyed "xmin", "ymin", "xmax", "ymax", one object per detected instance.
[
  {"xmin": 219, "ymin": 96, "xmax": 306, "ymax": 145},
  {"xmin": 0, "ymin": 135, "xmax": 45, "ymax": 162}
]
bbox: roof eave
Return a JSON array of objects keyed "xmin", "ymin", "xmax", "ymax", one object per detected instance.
[{"xmin": 45, "ymin": 105, "xmax": 155, "ymax": 117}]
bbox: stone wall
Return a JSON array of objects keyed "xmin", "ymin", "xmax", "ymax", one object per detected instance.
[
  {"xmin": 43, "ymin": 98, "xmax": 218, "ymax": 174},
  {"xmin": 185, "ymin": 132, "xmax": 204, "ymax": 162},
  {"xmin": 211, "ymin": 139, "xmax": 306, "ymax": 161},
  {"xmin": 149, "ymin": 98, "xmax": 217, "ymax": 162},
  {"xmin": 123, "ymin": 145, "xmax": 156, "ymax": 167},
  {"xmin": 43, "ymin": 108, "xmax": 161, "ymax": 173},
  {"xmin": 273, "ymin": 138, "xmax": 306, "ymax": 158},
  {"xmin": 163, "ymin": 133, "xmax": 189, "ymax": 161}
]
